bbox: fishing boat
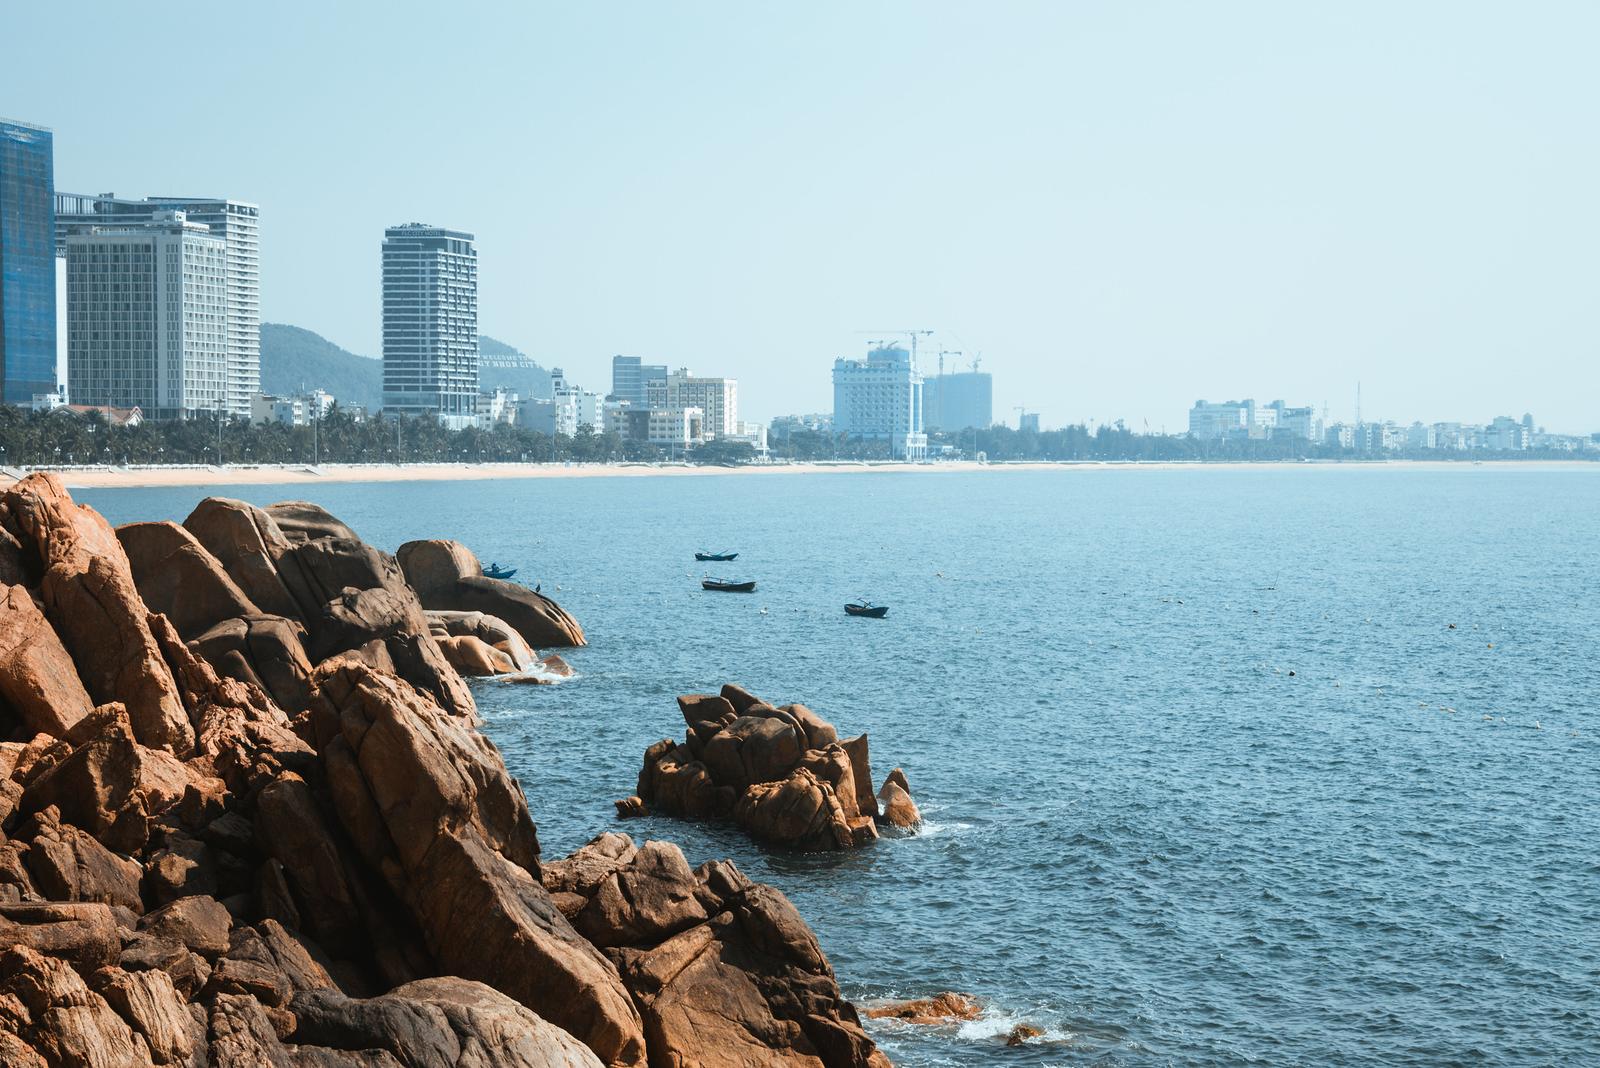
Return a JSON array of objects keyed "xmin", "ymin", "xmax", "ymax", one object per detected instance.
[
  {"xmin": 844, "ymin": 601, "xmax": 889, "ymax": 618},
  {"xmin": 703, "ymin": 578, "xmax": 756, "ymax": 593},
  {"xmin": 481, "ymin": 563, "xmax": 518, "ymax": 580},
  {"xmin": 695, "ymin": 550, "xmax": 739, "ymax": 562}
]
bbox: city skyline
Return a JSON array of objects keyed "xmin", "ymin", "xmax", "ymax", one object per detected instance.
[{"xmin": 6, "ymin": 2, "xmax": 1600, "ymax": 431}]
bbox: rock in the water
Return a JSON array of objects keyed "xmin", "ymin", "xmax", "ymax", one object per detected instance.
[
  {"xmin": 615, "ymin": 872, "xmax": 890, "ymax": 1068},
  {"xmin": 866, "ymin": 992, "xmax": 982, "ymax": 1023},
  {"xmin": 435, "ymin": 634, "xmax": 518, "ymax": 677},
  {"xmin": 397, "ymin": 539, "xmax": 586, "ymax": 649},
  {"xmin": 638, "ymin": 685, "xmax": 912, "ymax": 851},
  {"xmin": 876, "ymin": 769, "xmax": 921, "ymax": 829},
  {"xmin": 427, "ymin": 610, "xmax": 537, "ymax": 671}
]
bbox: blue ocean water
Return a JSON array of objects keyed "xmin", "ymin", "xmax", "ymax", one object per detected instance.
[{"xmin": 83, "ymin": 467, "xmax": 1600, "ymax": 1067}]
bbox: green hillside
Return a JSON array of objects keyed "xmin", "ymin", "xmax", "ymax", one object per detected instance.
[
  {"xmin": 259, "ymin": 324, "xmax": 383, "ymax": 411},
  {"xmin": 259, "ymin": 325, "xmax": 553, "ymax": 411}
]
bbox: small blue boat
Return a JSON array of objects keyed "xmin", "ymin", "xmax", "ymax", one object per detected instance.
[{"xmin": 482, "ymin": 563, "xmax": 518, "ymax": 580}]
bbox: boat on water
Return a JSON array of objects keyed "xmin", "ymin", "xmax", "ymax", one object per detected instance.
[
  {"xmin": 703, "ymin": 578, "xmax": 757, "ymax": 593},
  {"xmin": 694, "ymin": 551, "xmax": 739, "ymax": 562},
  {"xmin": 845, "ymin": 601, "xmax": 889, "ymax": 618},
  {"xmin": 482, "ymin": 563, "xmax": 518, "ymax": 580}
]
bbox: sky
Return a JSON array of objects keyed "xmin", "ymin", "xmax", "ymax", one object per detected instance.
[{"xmin": 5, "ymin": 1, "xmax": 1598, "ymax": 430}]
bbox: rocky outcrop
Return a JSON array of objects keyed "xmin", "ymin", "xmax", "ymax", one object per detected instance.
[
  {"xmin": 1, "ymin": 474, "xmax": 193, "ymax": 752},
  {"xmin": 0, "ymin": 583, "xmax": 95, "ymax": 738},
  {"xmin": 179, "ymin": 496, "xmax": 476, "ymax": 720},
  {"xmin": 546, "ymin": 834, "xmax": 890, "ymax": 1068},
  {"xmin": 0, "ymin": 479, "xmax": 890, "ymax": 1068},
  {"xmin": 398, "ymin": 539, "xmax": 586, "ymax": 649},
  {"xmin": 634, "ymin": 684, "xmax": 919, "ymax": 850}
]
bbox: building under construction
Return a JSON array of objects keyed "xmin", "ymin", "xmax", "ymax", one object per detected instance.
[{"xmin": 923, "ymin": 371, "xmax": 993, "ymax": 432}]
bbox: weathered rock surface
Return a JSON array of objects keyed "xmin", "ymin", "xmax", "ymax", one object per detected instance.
[
  {"xmin": 3, "ymin": 473, "xmax": 193, "ymax": 752},
  {"xmin": 0, "ymin": 481, "xmax": 891, "ymax": 1068},
  {"xmin": 398, "ymin": 539, "xmax": 586, "ymax": 649},
  {"xmin": 634, "ymin": 684, "xmax": 916, "ymax": 850},
  {"xmin": 0, "ymin": 582, "xmax": 95, "ymax": 738},
  {"xmin": 865, "ymin": 992, "xmax": 982, "ymax": 1024},
  {"xmin": 426, "ymin": 610, "xmax": 537, "ymax": 671}
]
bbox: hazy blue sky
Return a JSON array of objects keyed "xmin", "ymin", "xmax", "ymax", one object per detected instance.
[{"xmin": 5, "ymin": 1, "xmax": 1597, "ymax": 429}]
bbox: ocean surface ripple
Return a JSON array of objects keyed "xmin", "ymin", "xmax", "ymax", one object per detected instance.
[{"xmin": 86, "ymin": 466, "xmax": 1600, "ymax": 1067}]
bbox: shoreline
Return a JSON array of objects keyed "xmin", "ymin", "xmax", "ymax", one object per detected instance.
[{"xmin": 0, "ymin": 456, "xmax": 1590, "ymax": 490}]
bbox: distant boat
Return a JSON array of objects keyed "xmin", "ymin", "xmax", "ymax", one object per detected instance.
[
  {"xmin": 482, "ymin": 563, "xmax": 518, "ymax": 580},
  {"xmin": 695, "ymin": 551, "xmax": 739, "ymax": 562},
  {"xmin": 703, "ymin": 578, "xmax": 756, "ymax": 593},
  {"xmin": 845, "ymin": 601, "xmax": 889, "ymax": 618}
]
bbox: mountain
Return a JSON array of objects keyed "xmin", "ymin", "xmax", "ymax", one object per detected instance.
[
  {"xmin": 259, "ymin": 324, "xmax": 383, "ymax": 411},
  {"xmin": 259, "ymin": 325, "xmax": 555, "ymax": 410},
  {"xmin": 478, "ymin": 335, "xmax": 555, "ymax": 400}
]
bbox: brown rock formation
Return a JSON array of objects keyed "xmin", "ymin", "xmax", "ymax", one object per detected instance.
[
  {"xmin": 634, "ymin": 684, "xmax": 917, "ymax": 850},
  {"xmin": 2, "ymin": 474, "xmax": 193, "ymax": 752},
  {"xmin": 397, "ymin": 539, "xmax": 586, "ymax": 648},
  {"xmin": 865, "ymin": 992, "xmax": 982, "ymax": 1023},
  {"xmin": 0, "ymin": 480, "xmax": 890, "ymax": 1068},
  {"xmin": 0, "ymin": 583, "xmax": 95, "ymax": 738}
]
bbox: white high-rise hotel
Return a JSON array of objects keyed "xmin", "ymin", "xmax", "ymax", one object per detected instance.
[
  {"xmin": 65, "ymin": 211, "xmax": 227, "ymax": 419},
  {"xmin": 57, "ymin": 193, "xmax": 259, "ymax": 416},
  {"xmin": 381, "ymin": 223, "xmax": 478, "ymax": 427},
  {"xmin": 832, "ymin": 344, "xmax": 927, "ymax": 459}
]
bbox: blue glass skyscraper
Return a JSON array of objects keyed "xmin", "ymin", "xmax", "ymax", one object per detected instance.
[{"xmin": 0, "ymin": 118, "xmax": 56, "ymax": 405}]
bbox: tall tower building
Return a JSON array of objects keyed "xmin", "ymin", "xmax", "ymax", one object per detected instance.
[
  {"xmin": 56, "ymin": 192, "xmax": 259, "ymax": 415},
  {"xmin": 382, "ymin": 224, "xmax": 478, "ymax": 426},
  {"xmin": 0, "ymin": 118, "xmax": 58, "ymax": 405},
  {"xmin": 65, "ymin": 212, "xmax": 227, "ymax": 420},
  {"xmin": 831, "ymin": 344, "xmax": 926, "ymax": 459}
]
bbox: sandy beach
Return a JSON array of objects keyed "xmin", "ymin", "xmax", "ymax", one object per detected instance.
[{"xmin": 0, "ymin": 458, "xmax": 1589, "ymax": 491}]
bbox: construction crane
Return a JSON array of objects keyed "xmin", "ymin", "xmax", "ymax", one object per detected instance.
[
  {"xmin": 855, "ymin": 330, "xmax": 934, "ymax": 372},
  {"xmin": 970, "ymin": 353, "xmax": 982, "ymax": 374},
  {"xmin": 934, "ymin": 350, "xmax": 962, "ymax": 378},
  {"xmin": 1014, "ymin": 405, "xmax": 1031, "ymax": 430}
]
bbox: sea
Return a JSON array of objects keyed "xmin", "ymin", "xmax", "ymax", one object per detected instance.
[{"xmin": 82, "ymin": 466, "xmax": 1600, "ymax": 1068}]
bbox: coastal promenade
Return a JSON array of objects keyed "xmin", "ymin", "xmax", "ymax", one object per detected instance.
[{"xmin": 5, "ymin": 458, "xmax": 1594, "ymax": 490}]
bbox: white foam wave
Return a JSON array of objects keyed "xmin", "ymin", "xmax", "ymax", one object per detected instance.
[
  {"xmin": 909, "ymin": 819, "xmax": 974, "ymax": 839},
  {"xmin": 954, "ymin": 1007, "xmax": 1073, "ymax": 1046}
]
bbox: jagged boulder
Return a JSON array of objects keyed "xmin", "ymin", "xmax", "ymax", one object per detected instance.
[
  {"xmin": 117, "ymin": 520, "xmax": 262, "ymax": 640},
  {"xmin": 0, "ymin": 945, "xmax": 152, "ymax": 1065},
  {"xmin": 184, "ymin": 497, "xmax": 474, "ymax": 720},
  {"xmin": 21, "ymin": 806, "xmax": 144, "ymax": 913},
  {"xmin": 0, "ymin": 583, "xmax": 95, "ymax": 738},
  {"xmin": 610, "ymin": 858, "xmax": 890, "ymax": 1068},
  {"xmin": 397, "ymin": 540, "xmax": 585, "ymax": 649},
  {"xmin": 1, "ymin": 473, "xmax": 193, "ymax": 753},
  {"xmin": 427, "ymin": 610, "xmax": 536, "ymax": 671},
  {"xmin": 634, "ymin": 685, "xmax": 913, "ymax": 850},
  {"xmin": 310, "ymin": 662, "xmax": 646, "ymax": 1067},
  {"xmin": 182, "ymin": 497, "xmax": 304, "ymax": 622},
  {"xmin": 290, "ymin": 977, "xmax": 605, "ymax": 1067},
  {"xmin": 189, "ymin": 614, "xmax": 315, "ymax": 714}
]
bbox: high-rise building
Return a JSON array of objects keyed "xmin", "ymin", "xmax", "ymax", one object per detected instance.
[
  {"xmin": 1019, "ymin": 412, "xmax": 1040, "ymax": 433},
  {"xmin": 56, "ymin": 192, "xmax": 259, "ymax": 415},
  {"xmin": 660, "ymin": 368, "xmax": 737, "ymax": 438},
  {"xmin": 381, "ymin": 224, "xmax": 478, "ymax": 426},
  {"xmin": 610, "ymin": 355, "xmax": 667, "ymax": 406},
  {"xmin": 923, "ymin": 371, "xmax": 993, "ymax": 431},
  {"xmin": 832, "ymin": 344, "xmax": 927, "ymax": 459},
  {"xmin": 65, "ymin": 212, "xmax": 227, "ymax": 420},
  {"xmin": 1, "ymin": 118, "xmax": 57, "ymax": 405}
]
